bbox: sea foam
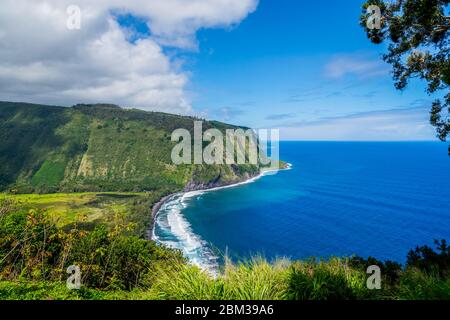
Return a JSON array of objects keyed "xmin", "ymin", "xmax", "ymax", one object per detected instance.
[
  {"xmin": 152, "ymin": 165, "xmax": 293, "ymax": 274},
  {"xmin": 152, "ymin": 194, "xmax": 219, "ymax": 275}
]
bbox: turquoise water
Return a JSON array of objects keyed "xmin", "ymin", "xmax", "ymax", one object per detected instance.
[{"xmin": 154, "ymin": 142, "xmax": 450, "ymax": 271}]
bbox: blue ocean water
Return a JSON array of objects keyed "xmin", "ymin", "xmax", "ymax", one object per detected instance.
[{"xmin": 154, "ymin": 142, "xmax": 450, "ymax": 270}]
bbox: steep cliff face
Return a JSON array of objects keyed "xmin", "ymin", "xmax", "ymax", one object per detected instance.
[
  {"xmin": 183, "ymin": 164, "xmax": 260, "ymax": 192},
  {"xmin": 0, "ymin": 101, "xmax": 260, "ymax": 193}
]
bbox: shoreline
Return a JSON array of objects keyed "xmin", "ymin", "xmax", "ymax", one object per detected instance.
[
  {"xmin": 147, "ymin": 193, "xmax": 182, "ymax": 240},
  {"xmin": 148, "ymin": 162, "xmax": 293, "ymax": 241}
]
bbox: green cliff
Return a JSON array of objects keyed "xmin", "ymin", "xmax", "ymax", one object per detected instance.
[{"xmin": 0, "ymin": 101, "xmax": 259, "ymax": 194}]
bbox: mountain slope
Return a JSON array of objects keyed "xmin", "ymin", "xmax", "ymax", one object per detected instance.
[{"xmin": 0, "ymin": 101, "xmax": 259, "ymax": 193}]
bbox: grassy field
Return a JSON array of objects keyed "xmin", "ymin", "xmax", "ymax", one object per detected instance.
[{"xmin": 0, "ymin": 192, "xmax": 158, "ymax": 233}]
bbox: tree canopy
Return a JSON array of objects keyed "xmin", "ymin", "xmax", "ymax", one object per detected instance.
[{"xmin": 360, "ymin": 0, "xmax": 449, "ymax": 153}]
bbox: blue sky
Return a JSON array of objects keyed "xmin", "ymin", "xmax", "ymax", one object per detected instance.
[
  {"xmin": 177, "ymin": 0, "xmax": 438, "ymax": 140},
  {"xmin": 0, "ymin": 0, "xmax": 439, "ymax": 141}
]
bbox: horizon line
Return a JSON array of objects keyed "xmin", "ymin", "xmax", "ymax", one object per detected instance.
[{"xmin": 278, "ymin": 140, "xmax": 442, "ymax": 142}]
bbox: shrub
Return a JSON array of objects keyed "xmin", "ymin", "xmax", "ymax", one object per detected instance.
[
  {"xmin": 0, "ymin": 202, "xmax": 183, "ymax": 291},
  {"xmin": 348, "ymin": 256, "xmax": 402, "ymax": 286},
  {"xmin": 406, "ymin": 239, "xmax": 450, "ymax": 278}
]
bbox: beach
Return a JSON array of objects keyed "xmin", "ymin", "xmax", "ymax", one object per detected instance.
[
  {"xmin": 148, "ymin": 164, "xmax": 293, "ymax": 272},
  {"xmin": 149, "ymin": 163, "xmax": 292, "ymax": 239}
]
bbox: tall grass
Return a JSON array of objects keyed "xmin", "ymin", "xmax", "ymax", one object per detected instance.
[
  {"xmin": 147, "ymin": 256, "xmax": 450, "ymax": 300},
  {"xmin": 148, "ymin": 258, "xmax": 290, "ymax": 300},
  {"xmin": 220, "ymin": 258, "xmax": 290, "ymax": 300},
  {"xmin": 285, "ymin": 258, "xmax": 369, "ymax": 300},
  {"xmin": 1, "ymin": 257, "xmax": 449, "ymax": 300},
  {"xmin": 148, "ymin": 261, "xmax": 222, "ymax": 300},
  {"xmin": 148, "ymin": 257, "xmax": 378, "ymax": 300},
  {"xmin": 395, "ymin": 269, "xmax": 450, "ymax": 300}
]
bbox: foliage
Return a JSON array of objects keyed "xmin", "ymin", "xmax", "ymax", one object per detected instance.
[
  {"xmin": 1, "ymin": 192, "xmax": 162, "ymax": 237},
  {"xmin": 406, "ymin": 239, "xmax": 449, "ymax": 277},
  {"xmin": 143, "ymin": 254, "xmax": 449, "ymax": 301},
  {"xmin": 0, "ymin": 281, "xmax": 153, "ymax": 300},
  {"xmin": 1, "ymin": 199, "xmax": 448, "ymax": 300},
  {"xmin": 148, "ymin": 258, "xmax": 290, "ymax": 300},
  {"xmin": 286, "ymin": 258, "xmax": 368, "ymax": 300},
  {"xmin": 0, "ymin": 101, "xmax": 259, "ymax": 193},
  {"xmin": 360, "ymin": 0, "xmax": 450, "ymax": 152},
  {"xmin": 0, "ymin": 200, "xmax": 184, "ymax": 290},
  {"xmin": 395, "ymin": 268, "xmax": 450, "ymax": 299},
  {"xmin": 31, "ymin": 160, "xmax": 66, "ymax": 188},
  {"xmin": 348, "ymin": 256, "xmax": 403, "ymax": 286},
  {"xmin": 220, "ymin": 258, "xmax": 290, "ymax": 300}
]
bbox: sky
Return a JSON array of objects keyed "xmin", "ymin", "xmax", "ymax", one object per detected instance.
[{"xmin": 0, "ymin": 0, "xmax": 441, "ymax": 140}]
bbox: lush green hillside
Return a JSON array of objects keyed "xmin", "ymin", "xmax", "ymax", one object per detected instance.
[{"xmin": 0, "ymin": 101, "xmax": 259, "ymax": 194}]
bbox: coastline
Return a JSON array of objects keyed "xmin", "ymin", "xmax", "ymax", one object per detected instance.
[
  {"xmin": 147, "ymin": 176, "xmax": 257, "ymax": 241},
  {"xmin": 147, "ymin": 193, "xmax": 182, "ymax": 240},
  {"xmin": 148, "ymin": 162, "xmax": 293, "ymax": 241}
]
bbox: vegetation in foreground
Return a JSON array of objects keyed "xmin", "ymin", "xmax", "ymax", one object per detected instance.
[{"xmin": 0, "ymin": 198, "xmax": 449, "ymax": 300}]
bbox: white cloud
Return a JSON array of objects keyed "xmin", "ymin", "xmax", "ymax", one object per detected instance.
[
  {"xmin": 324, "ymin": 53, "xmax": 389, "ymax": 79},
  {"xmin": 279, "ymin": 107, "xmax": 436, "ymax": 141},
  {"xmin": 0, "ymin": 0, "xmax": 258, "ymax": 112}
]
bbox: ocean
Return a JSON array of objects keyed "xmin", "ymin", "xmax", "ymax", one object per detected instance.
[{"xmin": 153, "ymin": 141, "xmax": 450, "ymax": 272}]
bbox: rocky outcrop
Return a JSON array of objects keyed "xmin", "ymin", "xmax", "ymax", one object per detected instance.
[{"xmin": 183, "ymin": 171, "xmax": 257, "ymax": 192}]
